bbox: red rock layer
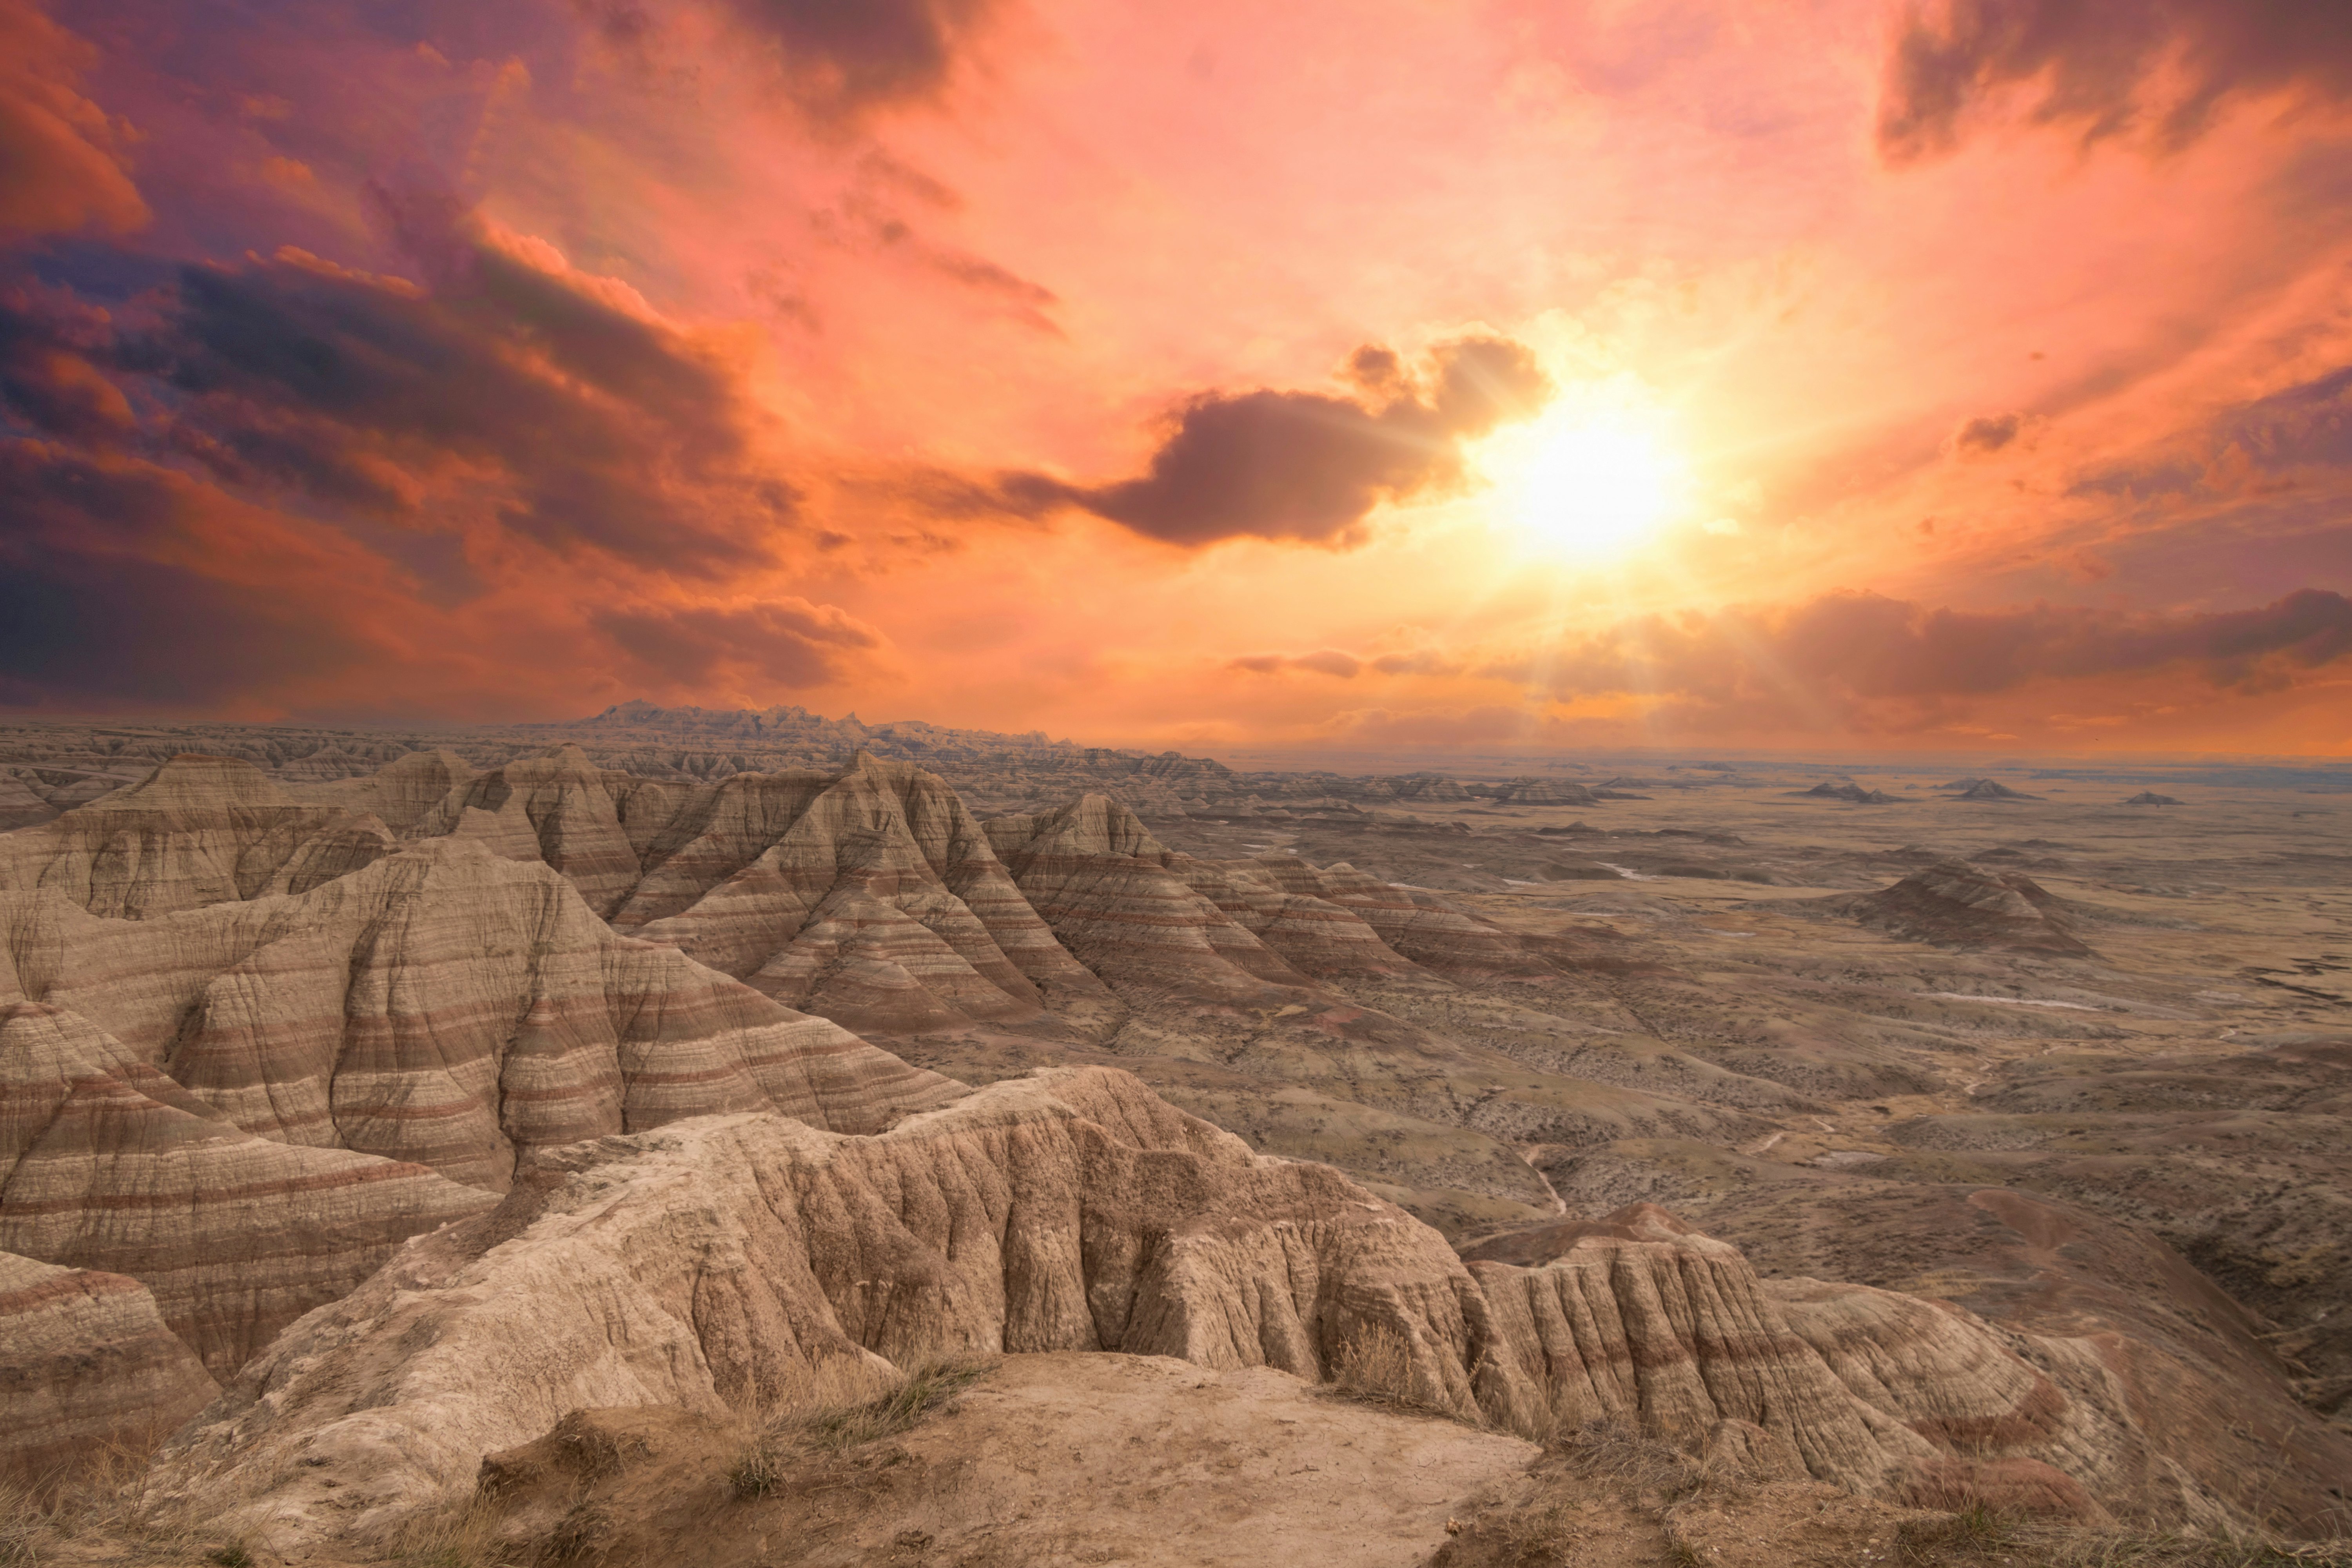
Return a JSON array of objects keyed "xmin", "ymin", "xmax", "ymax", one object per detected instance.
[
  {"xmin": 0, "ymin": 841, "xmax": 967, "ymax": 1194},
  {"xmin": 0, "ymin": 1249, "xmax": 220, "ymax": 1485},
  {"xmin": 983, "ymin": 795, "xmax": 1318, "ymax": 995},
  {"xmin": 0, "ymin": 1000, "xmax": 493, "ymax": 1376},
  {"xmin": 430, "ymin": 746, "xmax": 646, "ymax": 919},
  {"xmin": 620, "ymin": 754, "xmax": 1110, "ymax": 1035}
]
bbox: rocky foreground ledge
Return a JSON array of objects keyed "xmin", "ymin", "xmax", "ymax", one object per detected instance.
[{"xmin": 128, "ymin": 1066, "xmax": 2207, "ymax": 1555}]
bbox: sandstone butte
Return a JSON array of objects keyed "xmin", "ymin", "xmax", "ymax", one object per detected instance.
[{"xmin": 1, "ymin": 749, "xmax": 2346, "ymax": 1553}]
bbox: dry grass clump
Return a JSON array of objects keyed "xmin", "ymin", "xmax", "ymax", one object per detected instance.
[
  {"xmin": 0, "ymin": 1438, "xmax": 265, "ymax": 1567},
  {"xmin": 1894, "ymin": 1506, "xmax": 2352, "ymax": 1568},
  {"xmin": 1554, "ymin": 1414, "xmax": 1704, "ymax": 1503},
  {"xmin": 1896, "ymin": 1500, "xmax": 2018, "ymax": 1563},
  {"xmin": 1, "ymin": 1479, "xmax": 42, "ymax": 1568},
  {"xmin": 1329, "ymin": 1323, "xmax": 1423, "ymax": 1407},
  {"xmin": 728, "ymin": 1355, "xmax": 995, "ymax": 1501},
  {"xmin": 1324, "ymin": 1321, "xmax": 1514, "ymax": 1435},
  {"xmin": 382, "ymin": 1485, "xmax": 505, "ymax": 1568}
]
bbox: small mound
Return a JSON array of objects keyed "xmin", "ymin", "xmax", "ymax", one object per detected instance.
[
  {"xmin": 2122, "ymin": 790, "xmax": 2183, "ymax": 806},
  {"xmin": 1815, "ymin": 858, "xmax": 2091, "ymax": 956},
  {"xmin": 1954, "ymin": 779, "xmax": 2041, "ymax": 801},
  {"xmin": 1797, "ymin": 782, "xmax": 1894, "ymax": 804}
]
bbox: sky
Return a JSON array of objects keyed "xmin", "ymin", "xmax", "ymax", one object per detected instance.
[{"xmin": 2, "ymin": 0, "xmax": 2349, "ymax": 756}]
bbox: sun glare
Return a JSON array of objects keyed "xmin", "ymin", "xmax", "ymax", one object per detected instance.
[{"xmin": 1471, "ymin": 398, "xmax": 1692, "ymax": 557}]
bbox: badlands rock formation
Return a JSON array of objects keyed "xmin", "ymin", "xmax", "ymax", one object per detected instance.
[
  {"xmin": 1799, "ymin": 781, "xmax": 1894, "ymax": 804},
  {"xmin": 0, "ymin": 754, "xmax": 396, "ymax": 918},
  {"xmin": 0, "ymin": 998, "xmax": 492, "ymax": 1376},
  {"xmin": 0, "ymin": 757, "xmax": 967, "ymax": 1379},
  {"xmin": 2, "ymin": 736, "xmax": 2347, "ymax": 1552}
]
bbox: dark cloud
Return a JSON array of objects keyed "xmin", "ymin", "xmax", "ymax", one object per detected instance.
[
  {"xmin": 1025, "ymin": 336, "xmax": 1550, "ymax": 548},
  {"xmin": 1952, "ymin": 411, "xmax": 2025, "ymax": 454},
  {"xmin": 2220, "ymin": 363, "xmax": 2352, "ymax": 470},
  {"xmin": 3, "ymin": 201, "xmax": 801, "ymax": 577},
  {"xmin": 1521, "ymin": 589, "xmax": 2352, "ymax": 725},
  {"xmin": 0, "ymin": 442, "xmax": 384, "ymax": 707},
  {"xmin": 0, "ymin": 281, "xmax": 137, "ymax": 443},
  {"xmin": 718, "ymin": 0, "xmax": 999, "ymax": 120},
  {"xmin": 592, "ymin": 599, "xmax": 882, "ymax": 687},
  {"xmin": 1880, "ymin": 0, "xmax": 2352, "ymax": 161},
  {"xmin": 0, "ymin": 0, "xmax": 149, "ymax": 242}
]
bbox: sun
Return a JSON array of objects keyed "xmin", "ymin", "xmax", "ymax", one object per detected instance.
[{"xmin": 1470, "ymin": 397, "xmax": 1692, "ymax": 557}]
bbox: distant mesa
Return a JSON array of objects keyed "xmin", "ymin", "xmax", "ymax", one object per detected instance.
[
  {"xmin": 2123, "ymin": 790, "xmax": 2184, "ymax": 806},
  {"xmin": 1808, "ymin": 857, "xmax": 2092, "ymax": 956},
  {"xmin": 1797, "ymin": 781, "xmax": 1895, "ymax": 804},
  {"xmin": 1535, "ymin": 820, "xmax": 1605, "ymax": 836}
]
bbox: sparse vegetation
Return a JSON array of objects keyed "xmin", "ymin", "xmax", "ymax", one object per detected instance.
[
  {"xmin": 1899, "ymin": 1501, "xmax": 2019, "ymax": 1563},
  {"xmin": 728, "ymin": 1355, "xmax": 996, "ymax": 1501},
  {"xmin": 1322, "ymin": 1321, "xmax": 1514, "ymax": 1435},
  {"xmin": 1, "ymin": 1479, "xmax": 40, "ymax": 1568},
  {"xmin": 0, "ymin": 1438, "xmax": 209, "ymax": 1565},
  {"xmin": 1895, "ymin": 1521, "xmax": 2352, "ymax": 1568},
  {"xmin": 1555, "ymin": 1414, "xmax": 1704, "ymax": 1503},
  {"xmin": 387, "ymin": 1484, "xmax": 506, "ymax": 1568},
  {"xmin": 1329, "ymin": 1323, "xmax": 1424, "ymax": 1406}
]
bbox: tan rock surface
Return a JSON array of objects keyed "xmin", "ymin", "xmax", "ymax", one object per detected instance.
[
  {"xmin": 151, "ymin": 1068, "xmax": 1535, "ymax": 1548},
  {"xmin": 4, "ymin": 727, "xmax": 2348, "ymax": 1541},
  {"xmin": 471, "ymin": 1355, "xmax": 1540, "ymax": 1568}
]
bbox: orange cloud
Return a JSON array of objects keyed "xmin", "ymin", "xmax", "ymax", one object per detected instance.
[{"xmin": 0, "ymin": 0, "xmax": 148, "ymax": 242}]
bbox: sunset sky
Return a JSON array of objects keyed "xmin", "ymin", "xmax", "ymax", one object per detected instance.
[{"xmin": 3, "ymin": 0, "xmax": 2348, "ymax": 755}]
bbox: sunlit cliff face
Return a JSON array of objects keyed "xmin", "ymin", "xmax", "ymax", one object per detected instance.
[{"xmin": 0, "ymin": 0, "xmax": 2348, "ymax": 754}]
